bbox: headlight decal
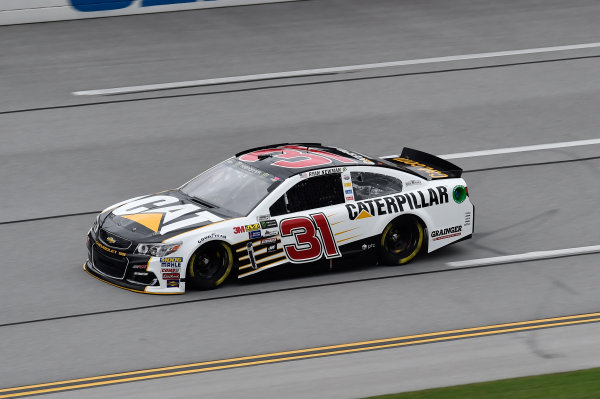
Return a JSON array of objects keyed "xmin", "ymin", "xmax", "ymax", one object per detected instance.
[{"xmin": 135, "ymin": 242, "xmax": 182, "ymax": 257}]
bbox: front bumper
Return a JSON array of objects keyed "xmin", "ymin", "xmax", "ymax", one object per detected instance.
[{"xmin": 85, "ymin": 232, "xmax": 184, "ymax": 294}]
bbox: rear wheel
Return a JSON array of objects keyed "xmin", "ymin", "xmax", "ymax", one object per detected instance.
[
  {"xmin": 379, "ymin": 216, "xmax": 424, "ymax": 265},
  {"xmin": 186, "ymin": 241, "xmax": 233, "ymax": 290}
]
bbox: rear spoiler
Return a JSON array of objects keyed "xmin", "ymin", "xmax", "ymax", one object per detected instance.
[{"xmin": 380, "ymin": 147, "xmax": 462, "ymax": 180}]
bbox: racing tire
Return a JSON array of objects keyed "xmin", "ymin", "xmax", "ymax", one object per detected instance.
[
  {"xmin": 186, "ymin": 241, "xmax": 234, "ymax": 290},
  {"xmin": 379, "ymin": 216, "xmax": 424, "ymax": 266}
]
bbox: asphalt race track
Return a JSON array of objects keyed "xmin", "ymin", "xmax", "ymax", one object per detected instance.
[{"xmin": 1, "ymin": 1, "xmax": 600, "ymax": 397}]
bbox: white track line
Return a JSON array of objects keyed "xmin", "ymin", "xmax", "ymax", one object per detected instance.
[
  {"xmin": 438, "ymin": 138, "xmax": 600, "ymax": 159},
  {"xmin": 447, "ymin": 245, "xmax": 600, "ymax": 268},
  {"xmin": 381, "ymin": 138, "xmax": 600, "ymax": 160},
  {"xmin": 73, "ymin": 42, "xmax": 600, "ymax": 96}
]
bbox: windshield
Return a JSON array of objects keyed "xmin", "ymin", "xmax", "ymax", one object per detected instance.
[{"xmin": 180, "ymin": 159, "xmax": 282, "ymax": 216}]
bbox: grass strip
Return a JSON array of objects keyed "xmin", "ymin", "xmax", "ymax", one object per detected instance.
[{"xmin": 363, "ymin": 367, "xmax": 600, "ymax": 399}]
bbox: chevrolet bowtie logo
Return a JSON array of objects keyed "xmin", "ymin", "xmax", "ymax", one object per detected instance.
[{"xmin": 106, "ymin": 237, "xmax": 116, "ymax": 244}]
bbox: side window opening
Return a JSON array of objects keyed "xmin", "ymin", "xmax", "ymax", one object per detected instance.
[
  {"xmin": 350, "ymin": 172, "xmax": 403, "ymax": 201},
  {"xmin": 269, "ymin": 173, "xmax": 344, "ymax": 215},
  {"xmin": 269, "ymin": 195, "xmax": 287, "ymax": 217}
]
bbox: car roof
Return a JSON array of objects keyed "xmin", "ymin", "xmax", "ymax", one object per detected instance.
[{"xmin": 234, "ymin": 143, "xmax": 380, "ymax": 178}]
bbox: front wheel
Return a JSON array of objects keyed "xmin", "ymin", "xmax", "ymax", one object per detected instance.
[
  {"xmin": 187, "ymin": 241, "xmax": 234, "ymax": 290},
  {"xmin": 379, "ymin": 217, "xmax": 424, "ymax": 265}
]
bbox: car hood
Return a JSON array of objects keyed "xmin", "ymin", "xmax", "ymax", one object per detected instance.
[{"xmin": 98, "ymin": 190, "xmax": 228, "ymax": 243}]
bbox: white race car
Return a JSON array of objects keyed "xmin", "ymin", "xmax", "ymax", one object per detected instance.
[{"xmin": 85, "ymin": 143, "xmax": 474, "ymax": 294}]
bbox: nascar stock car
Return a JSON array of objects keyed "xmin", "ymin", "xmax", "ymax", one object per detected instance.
[{"xmin": 85, "ymin": 143, "xmax": 474, "ymax": 294}]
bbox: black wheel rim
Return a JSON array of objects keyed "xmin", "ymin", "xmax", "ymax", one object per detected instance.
[
  {"xmin": 193, "ymin": 244, "xmax": 228, "ymax": 280},
  {"xmin": 384, "ymin": 223, "xmax": 419, "ymax": 257}
]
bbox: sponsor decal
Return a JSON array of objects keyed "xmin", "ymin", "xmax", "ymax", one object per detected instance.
[
  {"xmin": 335, "ymin": 147, "xmax": 375, "ymax": 164},
  {"xmin": 260, "ymin": 237, "xmax": 277, "ymax": 245},
  {"xmin": 393, "ymin": 158, "xmax": 448, "ymax": 179},
  {"xmin": 226, "ymin": 159, "xmax": 283, "ymax": 182},
  {"xmin": 431, "ymin": 225, "xmax": 462, "ymax": 240},
  {"xmin": 198, "ymin": 233, "xmax": 227, "ymax": 243},
  {"xmin": 341, "ymin": 170, "xmax": 354, "ymax": 202},
  {"xmin": 257, "ymin": 214, "xmax": 271, "ymax": 222},
  {"xmin": 161, "ymin": 268, "xmax": 179, "ymax": 273},
  {"xmin": 233, "ymin": 225, "xmax": 246, "ymax": 234},
  {"xmin": 405, "ymin": 179, "xmax": 422, "ymax": 187},
  {"xmin": 301, "ymin": 167, "xmax": 347, "ymax": 178},
  {"xmin": 111, "ymin": 195, "xmax": 221, "ymax": 235},
  {"xmin": 464, "ymin": 211, "xmax": 472, "ymax": 227},
  {"xmin": 160, "ymin": 257, "xmax": 182, "ymax": 268},
  {"xmin": 266, "ymin": 244, "xmax": 278, "ymax": 253},
  {"xmin": 246, "ymin": 242, "xmax": 258, "ymax": 269},
  {"xmin": 95, "ymin": 241, "xmax": 126, "ymax": 257},
  {"xmin": 361, "ymin": 243, "xmax": 376, "ymax": 250},
  {"xmin": 249, "ymin": 230, "xmax": 261, "ymax": 239},
  {"xmin": 260, "ymin": 220, "xmax": 278, "ymax": 229},
  {"xmin": 245, "ymin": 223, "xmax": 260, "ymax": 232},
  {"xmin": 162, "ymin": 273, "xmax": 180, "ymax": 279},
  {"xmin": 166, "ymin": 279, "xmax": 180, "ymax": 288},
  {"xmin": 132, "ymin": 264, "xmax": 147, "ymax": 269},
  {"xmin": 232, "ymin": 160, "xmax": 266, "ymax": 176},
  {"xmin": 263, "ymin": 229, "xmax": 279, "ymax": 237},
  {"xmin": 160, "ymin": 257, "xmax": 183, "ymax": 262},
  {"xmin": 345, "ymin": 186, "xmax": 449, "ymax": 220}
]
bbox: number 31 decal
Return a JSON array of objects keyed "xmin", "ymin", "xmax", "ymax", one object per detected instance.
[
  {"xmin": 279, "ymin": 213, "xmax": 341, "ymax": 263},
  {"xmin": 239, "ymin": 145, "xmax": 354, "ymax": 168}
]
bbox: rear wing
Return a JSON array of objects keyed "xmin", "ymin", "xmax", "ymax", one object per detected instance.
[{"xmin": 380, "ymin": 147, "xmax": 462, "ymax": 180}]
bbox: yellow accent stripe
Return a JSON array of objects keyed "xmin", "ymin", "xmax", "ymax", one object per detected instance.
[
  {"xmin": 239, "ymin": 247, "xmax": 268, "ymax": 261},
  {"xmin": 3, "ymin": 312, "xmax": 600, "ymax": 397},
  {"xmin": 238, "ymin": 256, "xmax": 287, "ymax": 276},
  {"xmin": 258, "ymin": 255, "xmax": 287, "ymax": 267},
  {"xmin": 239, "ymin": 252, "xmax": 285, "ymax": 271},
  {"xmin": 83, "ymin": 263, "xmax": 182, "ymax": 296},
  {"xmin": 337, "ymin": 234, "xmax": 361, "ymax": 243},
  {"xmin": 334, "ymin": 228, "xmax": 356, "ymax": 236},
  {"xmin": 330, "ymin": 221, "xmax": 343, "ymax": 226}
]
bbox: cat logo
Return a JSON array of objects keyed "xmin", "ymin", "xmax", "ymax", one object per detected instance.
[{"xmin": 106, "ymin": 237, "xmax": 116, "ymax": 244}]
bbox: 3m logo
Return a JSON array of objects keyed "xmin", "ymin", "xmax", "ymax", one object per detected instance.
[{"xmin": 71, "ymin": 0, "xmax": 207, "ymax": 12}]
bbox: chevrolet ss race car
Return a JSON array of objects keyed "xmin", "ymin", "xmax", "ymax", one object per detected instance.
[{"xmin": 85, "ymin": 143, "xmax": 474, "ymax": 294}]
